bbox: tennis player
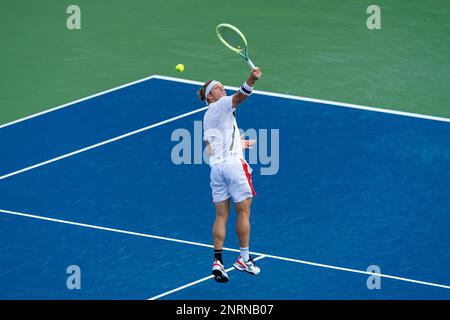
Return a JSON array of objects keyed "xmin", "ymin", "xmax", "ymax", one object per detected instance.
[{"xmin": 199, "ymin": 67, "xmax": 262, "ymax": 282}]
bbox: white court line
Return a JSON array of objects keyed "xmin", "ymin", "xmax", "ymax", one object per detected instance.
[
  {"xmin": 152, "ymin": 75, "xmax": 450, "ymax": 123},
  {"xmin": 0, "ymin": 106, "xmax": 207, "ymax": 181},
  {"xmin": 0, "ymin": 75, "xmax": 157, "ymax": 129},
  {"xmin": 2, "ymin": 75, "xmax": 448, "ymax": 181},
  {"xmin": 1, "ymin": 208, "xmax": 449, "ymax": 291},
  {"xmin": 0, "ymin": 208, "xmax": 239, "ymax": 252},
  {"xmin": 148, "ymin": 255, "xmax": 267, "ymax": 300},
  {"xmin": 1, "ymin": 74, "xmax": 448, "ymax": 130}
]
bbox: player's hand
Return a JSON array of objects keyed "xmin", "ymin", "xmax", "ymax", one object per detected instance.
[
  {"xmin": 251, "ymin": 67, "xmax": 262, "ymax": 80},
  {"xmin": 241, "ymin": 134, "xmax": 256, "ymax": 149}
]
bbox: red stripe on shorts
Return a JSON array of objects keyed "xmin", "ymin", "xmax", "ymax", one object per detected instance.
[{"xmin": 240, "ymin": 159, "xmax": 256, "ymax": 196}]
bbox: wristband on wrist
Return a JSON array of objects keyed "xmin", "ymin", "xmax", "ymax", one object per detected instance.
[{"xmin": 239, "ymin": 82, "xmax": 254, "ymax": 96}]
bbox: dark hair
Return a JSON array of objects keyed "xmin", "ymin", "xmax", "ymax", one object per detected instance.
[{"xmin": 198, "ymin": 80, "xmax": 214, "ymax": 102}]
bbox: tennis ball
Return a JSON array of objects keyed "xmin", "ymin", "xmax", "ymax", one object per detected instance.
[{"xmin": 175, "ymin": 64, "xmax": 185, "ymax": 72}]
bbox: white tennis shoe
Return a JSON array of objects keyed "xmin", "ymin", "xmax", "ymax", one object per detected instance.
[
  {"xmin": 212, "ymin": 259, "xmax": 229, "ymax": 283},
  {"xmin": 233, "ymin": 256, "xmax": 261, "ymax": 275}
]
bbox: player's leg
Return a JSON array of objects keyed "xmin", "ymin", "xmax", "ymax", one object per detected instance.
[
  {"xmin": 233, "ymin": 197, "xmax": 260, "ymax": 274},
  {"xmin": 228, "ymin": 160, "xmax": 255, "ymax": 251},
  {"xmin": 213, "ymin": 198, "xmax": 231, "ymax": 252},
  {"xmin": 227, "ymin": 158, "xmax": 260, "ymax": 275},
  {"xmin": 235, "ymin": 197, "xmax": 252, "ymax": 249},
  {"xmin": 212, "ymin": 198, "xmax": 231, "ymax": 282},
  {"xmin": 228, "ymin": 160, "xmax": 255, "ymax": 254}
]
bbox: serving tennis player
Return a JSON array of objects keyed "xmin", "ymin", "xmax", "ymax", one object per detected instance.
[{"xmin": 199, "ymin": 67, "xmax": 262, "ymax": 282}]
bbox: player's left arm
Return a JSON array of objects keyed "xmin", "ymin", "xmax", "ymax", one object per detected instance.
[
  {"xmin": 204, "ymin": 140, "xmax": 212, "ymax": 156},
  {"xmin": 232, "ymin": 67, "xmax": 262, "ymax": 108},
  {"xmin": 240, "ymin": 134, "xmax": 256, "ymax": 149}
]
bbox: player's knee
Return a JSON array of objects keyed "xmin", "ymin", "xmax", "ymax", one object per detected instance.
[
  {"xmin": 215, "ymin": 214, "xmax": 228, "ymax": 225},
  {"xmin": 236, "ymin": 208, "xmax": 250, "ymax": 217},
  {"xmin": 215, "ymin": 207, "xmax": 229, "ymax": 219}
]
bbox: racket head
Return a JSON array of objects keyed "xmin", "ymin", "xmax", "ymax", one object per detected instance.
[{"xmin": 216, "ymin": 23, "xmax": 249, "ymax": 60}]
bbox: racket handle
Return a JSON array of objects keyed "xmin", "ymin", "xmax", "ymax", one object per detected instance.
[{"xmin": 246, "ymin": 59, "xmax": 256, "ymax": 70}]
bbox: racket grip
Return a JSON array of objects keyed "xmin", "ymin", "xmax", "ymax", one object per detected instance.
[{"xmin": 246, "ymin": 59, "xmax": 256, "ymax": 70}]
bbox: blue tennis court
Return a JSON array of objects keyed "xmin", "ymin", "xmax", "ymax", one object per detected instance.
[{"xmin": 0, "ymin": 76, "xmax": 449, "ymax": 299}]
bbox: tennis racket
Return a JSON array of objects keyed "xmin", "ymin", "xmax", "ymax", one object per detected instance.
[{"xmin": 216, "ymin": 23, "xmax": 256, "ymax": 70}]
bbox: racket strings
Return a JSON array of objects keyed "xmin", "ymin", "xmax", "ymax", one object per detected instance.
[{"xmin": 218, "ymin": 27, "xmax": 246, "ymax": 50}]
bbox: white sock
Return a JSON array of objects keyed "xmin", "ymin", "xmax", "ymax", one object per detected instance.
[{"xmin": 240, "ymin": 247, "xmax": 249, "ymax": 262}]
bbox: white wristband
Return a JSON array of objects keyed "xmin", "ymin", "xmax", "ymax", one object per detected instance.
[{"xmin": 240, "ymin": 82, "xmax": 253, "ymax": 96}]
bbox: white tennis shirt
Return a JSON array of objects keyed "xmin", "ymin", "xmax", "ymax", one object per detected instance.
[{"xmin": 203, "ymin": 95, "xmax": 244, "ymax": 167}]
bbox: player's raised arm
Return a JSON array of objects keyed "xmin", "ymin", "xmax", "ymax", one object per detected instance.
[{"xmin": 232, "ymin": 67, "xmax": 262, "ymax": 108}]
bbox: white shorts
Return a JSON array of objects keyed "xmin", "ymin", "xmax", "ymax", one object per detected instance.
[{"xmin": 210, "ymin": 159, "xmax": 256, "ymax": 203}]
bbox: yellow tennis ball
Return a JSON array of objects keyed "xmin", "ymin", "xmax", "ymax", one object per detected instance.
[{"xmin": 175, "ymin": 64, "xmax": 185, "ymax": 72}]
